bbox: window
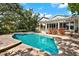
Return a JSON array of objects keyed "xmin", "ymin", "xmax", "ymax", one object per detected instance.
[
  {"xmin": 47, "ymin": 24, "xmax": 49, "ymax": 28},
  {"xmin": 60, "ymin": 23, "xmax": 62, "ymax": 28},
  {"xmin": 56, "ymin": 23, "xmax": 58, "ymax": 29},
  {"xmin": 53, "ymin": 24, "xmax": 55, "ymax": 28},
  {"xmin": 65, "ymin": 23, "xmax": 69, "ymax": 30},
  {"xmin": 70, "ymin": 22, "xmax": 74, "ymax": 30},
  {"xmin": 49, "ymin": 24, "xmax": 51, "ymax": 28},
  {"xmin": 70, "ymin": 26, "xmax": 74, "ymax": 30}
]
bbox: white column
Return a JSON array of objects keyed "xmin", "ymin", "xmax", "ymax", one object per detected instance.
[
  {"xmin": 58, "ymin": 22, "xmax": 60, "ymax": 29},
  {"xmin": 69, "ymin": 22, "xmax": 71, "ymax": 31},
  {"xmin": 57, "ymin": 22, "xmax": 60, "ymax": 34},
  {"xmin": 45, "ymin": 23, "xmax": 47, "ymax": 33}
]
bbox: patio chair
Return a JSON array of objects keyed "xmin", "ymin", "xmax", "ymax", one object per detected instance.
[
  {"xmin": 47, "ymin": 28, "xmax": 52, "ymax": 34},
  {"xmin": 51, "ymin": 29, "xmax": 58, "ymax": 35},
  {"xmin": 58, "ymin": 28, "xmax": 65, "ymax": 35}
]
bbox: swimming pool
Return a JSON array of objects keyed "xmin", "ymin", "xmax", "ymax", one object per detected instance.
[{"xmin": 12, "ymin": 33, "xmax": 59, "ymax": 54}]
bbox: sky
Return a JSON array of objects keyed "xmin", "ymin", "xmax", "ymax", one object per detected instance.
[{"xmin": 20, "ymin": 3, "xmax": 72, "ymax": 18}]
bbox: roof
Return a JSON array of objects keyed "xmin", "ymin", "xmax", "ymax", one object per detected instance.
[
  {"xmin": 51, "ymin": 15, "xmax": 70, "ymax": 21},
  {"xmin": 39, "ymin": 15, "xmax": 79, "ymax": 23},
  {"xmin": 39, "ymin": 17, "xmax": 49, "ymax": 22}
]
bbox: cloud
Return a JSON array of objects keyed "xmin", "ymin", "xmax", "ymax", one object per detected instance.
[
  {"xmin": 50, "ymin": 3, "xmax": 68, "ymax": 9},
  {"xmin": 45, "ymin": 14, "xmax": 52, "ymax": 18},
  {"xmin": 58, "ymin": 3, "xmax": 68, "ymax": 8}
]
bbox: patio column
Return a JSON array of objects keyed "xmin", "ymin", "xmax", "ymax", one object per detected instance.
[
  {"xmin": 58, "ymin": 22, "xmax": 60, "ymax": 29},
  {"xmin": 69, "ymin": 22, "xmax": 71, "ymax": 31},
  {"xmin": 57, "ymin": 22, "xmax": 60, "ymax": 34},
  {"xmin": 45, "ymin": 23, "xmax": 47, "ymax": 32}
]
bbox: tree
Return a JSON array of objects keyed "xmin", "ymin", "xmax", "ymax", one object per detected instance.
[
  {"xmin": 68, "ymin": 3, "xmax": 79, "ymax": 15},
  {"xmin": 0, "ymin": 4, "xmax": 39, "ymax": 34},
  {"xmin": 17, "ymin": 9, "xmax": 39, "ymax": 32},
  {"xmin": 0, "ymin": 3, "xmax": 23, "ymax": 33}
]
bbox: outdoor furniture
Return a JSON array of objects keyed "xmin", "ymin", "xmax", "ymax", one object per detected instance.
[
  {"xmin": 58, "ymin": 28, "xmax": 65, "ymax": 35},
  {"xmin": 51, "ymin": 29, "xmax": 58, "ymax": 35},
  {"xmin": 47, "ymin": 28, "xmax": 52, "ymax": 34}
]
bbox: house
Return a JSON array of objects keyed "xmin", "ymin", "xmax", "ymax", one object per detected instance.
[{"xmin": 38, "ymin": 15, "xmax": 79, "ymax": 34}]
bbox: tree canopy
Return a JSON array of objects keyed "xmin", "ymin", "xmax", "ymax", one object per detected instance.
[
  {"xmin": 68, "ymin": 3, "xmax": 79, "ymax": 16},
  {"xmin": 0, "ymin": 3, "xmax": 39, "ymax": 34}
]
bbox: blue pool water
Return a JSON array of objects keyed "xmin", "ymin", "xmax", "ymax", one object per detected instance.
[{"xmin": 13, "ymin": 34, "xmax": 59, "ymax": 54}]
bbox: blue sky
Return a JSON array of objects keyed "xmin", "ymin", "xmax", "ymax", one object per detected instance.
[{"xmin": 20, "ymin": 3, "xmax": 72, "ymax": 18}]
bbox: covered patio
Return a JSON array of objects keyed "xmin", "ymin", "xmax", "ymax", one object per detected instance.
[{"xmin": 39, "ymin": 15, "xmax": 79, "ymax": 34}]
